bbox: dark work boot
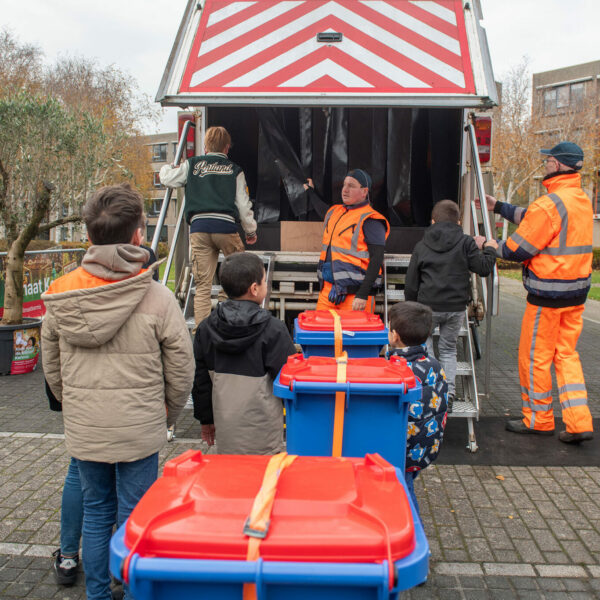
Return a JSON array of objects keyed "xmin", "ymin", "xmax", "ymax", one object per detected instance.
[
  {"xmin": 559, "ymin": 431, "xmax": 593, "ymax": 444},
  {"xmin": 505, "ymin": 419, "xmax": 554, "ymax": 435}
]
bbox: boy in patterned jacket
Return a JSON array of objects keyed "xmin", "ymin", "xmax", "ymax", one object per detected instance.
[{"xmin": 387, "ymin": 301, "xmax": 448, "ymax": 520}]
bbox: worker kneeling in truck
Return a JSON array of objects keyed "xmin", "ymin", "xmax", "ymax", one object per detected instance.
[{"xmin": 315, "ymin": 169, "xmax": 389, "ymax": 312}]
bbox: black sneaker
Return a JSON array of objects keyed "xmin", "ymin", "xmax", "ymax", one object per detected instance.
[
  {"xmin": 52, "ymin": 548, "xmax": 79, "ymax": 586},
  {"xmin": 505, "ymin": 419, "xmax": 554, "ymax": 435}
]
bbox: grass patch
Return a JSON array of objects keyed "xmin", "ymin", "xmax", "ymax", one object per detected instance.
[
  {"xmin": 158, "ymin": 262, "xmax": 176, "ymax": 292},
  {"xmin": 499, "ymin": 270, "xmax": 600, "ymax": 301}
]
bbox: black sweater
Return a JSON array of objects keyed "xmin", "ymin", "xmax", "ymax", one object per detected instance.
[{"xmin": 404, "ymin": 222, "xmax": 496, "ymax": 312}]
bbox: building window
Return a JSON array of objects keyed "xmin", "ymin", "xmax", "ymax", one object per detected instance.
[
  {"xmin": 153, "ymin": 172, "xmax": 163, "ymax": 189},
  {"xmin": 150, "ymin": 199, "xmax": 163, "ymax": 215},
  {"xmin": 60, "ymin": 227, "xmax": 69, "ymax": 242},
  {"xmin": 147, "ymin": 224, "xmax": 168, "ymax": 243},
  {"xmin": 570, "ymin": 82, "xmax": 584, "ymax": 108},
  {"xmin": 152, "ymin": 143, "xmax": 167, "ymax": 162},
  {"xmin": 172, "ymin": 141, "xmax": 178, "ymax": 158},
  {"xmin": 556, "ymin": 85, "xmax": 569, "ymax": 109},
  {"xmin": 543, "ymin": 88, "xmax": 557, "ymax": 115}
]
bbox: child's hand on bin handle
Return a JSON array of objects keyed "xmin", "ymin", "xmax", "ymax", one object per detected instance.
[{"xmin": 201, "ymin": 424, "xmax": 216, "ymax": 446}]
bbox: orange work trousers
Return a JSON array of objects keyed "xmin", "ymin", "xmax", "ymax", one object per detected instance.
[
  {"xmin": 518, "ymin": 302, "xmax": 593, "ymax": 433},
  {"xmin": 316, "ymin": 282, "xmax": 375, "ymax": 313}
]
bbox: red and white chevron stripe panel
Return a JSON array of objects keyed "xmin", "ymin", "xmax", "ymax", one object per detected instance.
[{"xmin": 179, "ymin": 0, "xmax": 476, "ymax": 95}]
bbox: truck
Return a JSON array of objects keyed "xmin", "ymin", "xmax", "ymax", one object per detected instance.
[{"xmin": 153, "ymin": 0, "xmax": 499, "ymax": 450}]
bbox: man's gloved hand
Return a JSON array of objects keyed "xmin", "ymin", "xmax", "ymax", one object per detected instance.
[{"xmin": 328, "ymin": 287, "xmax": 346, "ymax": 305}]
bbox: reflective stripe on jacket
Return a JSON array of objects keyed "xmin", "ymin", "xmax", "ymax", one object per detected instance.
[
  {"xmin": 317, "ymin": 203, "xmax": 390, "ymax": 294},
  {"xmin": 498, "ymin": 173, "xmax": 593, "ymax": 300}
]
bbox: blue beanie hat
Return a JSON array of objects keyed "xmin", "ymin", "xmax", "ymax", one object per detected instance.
[{"xmin": 347, "ymin": 168, "xmax": 372, "ymax": 190}]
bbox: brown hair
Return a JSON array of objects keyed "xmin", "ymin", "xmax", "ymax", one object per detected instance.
[
  {"xmin": 388, "ymin": 301, "xmax": 432, "ymax": 346},
  {"xmin": 204, "ymin": 126, "xmax": 232, "ymax": 153},
  {"xmin": 220, "ymin": 252, "xmax": 265, "ymax": 299},
  {"xmin": 83, "ymin": 183, "xmax": 144, "ymax": 245},
  {"xmin": 431, "ymin": 199, "xmax": 460, "ymax": 224}
]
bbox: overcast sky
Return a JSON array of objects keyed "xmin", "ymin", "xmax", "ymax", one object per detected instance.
[{"xmin": 1, "ymin": 0, "xmax": 599, "ymax": 133}]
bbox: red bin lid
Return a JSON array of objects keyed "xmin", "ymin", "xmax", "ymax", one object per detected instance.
[
  {"xmin": 278, "ymin": 354, "xmax": 416, "ymax": 388},
  {"xmin": 125, "ymin": 452, "xmax": 415, "ymax": 564},
  {"xmin": 297, "ymin": 310, "xmax": 385, "ymax": 331}
]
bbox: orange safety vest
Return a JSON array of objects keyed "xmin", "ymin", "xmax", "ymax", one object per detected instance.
[
  {"xmin": 504, "ymin": 173, "xmax": 592, "ymax": 300},
  {"xmin": 317, "ymin": 203, "xmax": 390, "ymax": 295}
]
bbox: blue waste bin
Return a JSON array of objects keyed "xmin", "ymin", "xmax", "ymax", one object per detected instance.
[
  {"xmin": 294, "ymin": 310, "xmax": 389, "ymax": 357},
  {"xmin": 110, "ymin": 451, "xmax": 429, "ymax": 600},
  {"xmin": 274, "ymin": 354, "xmax": 421, "ymax": 470}
]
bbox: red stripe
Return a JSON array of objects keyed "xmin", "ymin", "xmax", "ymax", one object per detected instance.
[
  {"xmin": 256, "ymin": 45, "xmax": 404, "ymax": 89},
  {"xmin": 202, "ymin": 0, "xmax": 269, "ymax": 39},
  {"xmin": 351, "ymin": 1, "xmax": 463, "ymax": 70},
  {"xmin": 194, "ymin": 15, "xmax": 463, "ymax": 91},
  {"xmin": 183, "ymin": 0, "xmax": 474, "ymax": 94},
  {"xmin": 394, "ymin": 0, "xmax": 461, "ymax": 38}
]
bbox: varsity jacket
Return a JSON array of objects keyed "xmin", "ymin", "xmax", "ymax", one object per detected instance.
[
  {"xmin": 192, "ymin": 299, "xmax": 297, "ymax": 455},
  {"xmin": 159, "ymin": 153, "xmax": 257, "ymax": 234},
  {"xmin": 405, "ymin": 221, "xmax": 496, "ymax": 312},
  {"xmin": 389, "ymin": 344, "xmax": 448, "ymax": 472}
]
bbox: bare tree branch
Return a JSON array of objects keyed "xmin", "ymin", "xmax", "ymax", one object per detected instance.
[{"xmin": 37, "ymin": 214, "xmax": 82, "ymax": 234}]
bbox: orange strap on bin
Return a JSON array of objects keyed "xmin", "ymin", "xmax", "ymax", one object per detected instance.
[
  {"xmin": 328, "ymin": 309, "xmax": 347, "ymax": 457},
  {"xmin": 243, "ymin": 452, "xmax": 298, "ymax": 600}
]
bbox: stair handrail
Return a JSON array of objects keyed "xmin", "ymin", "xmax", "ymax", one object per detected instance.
[{"xmin": 151, "ymin": 119, "xmax": 195, "ymax": 255}]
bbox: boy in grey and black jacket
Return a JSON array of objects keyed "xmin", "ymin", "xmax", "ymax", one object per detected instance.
[
  {"xmin": 193, "ymin": 252, "xmax": 297, "ymax": 454},
  {"xmin": 404, "ymin": 199, "xmax": 497, "ymax": 408}
]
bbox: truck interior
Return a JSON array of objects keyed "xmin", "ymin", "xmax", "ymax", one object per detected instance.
[{"xmin": 208, "ymin": 106, "xmax": 463, "ymax": 253}]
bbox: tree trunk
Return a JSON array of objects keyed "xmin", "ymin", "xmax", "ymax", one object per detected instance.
[{"xmin": 0, "ymin": 181, "xmax": 54, "ymax": 325}]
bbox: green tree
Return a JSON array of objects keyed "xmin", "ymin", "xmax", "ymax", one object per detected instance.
[
  {"xmin": 0, "ymin": 30, "xmax": 157, "ymax": 325},
  {"xmin": 0, "ymin": 93, "xmax": 105, "ymax": 324}
]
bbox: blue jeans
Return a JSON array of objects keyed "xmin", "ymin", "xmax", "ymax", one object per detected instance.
[
  {"xmin": 404, "ymin": 470, "xmax": 421, "ymax": 525},
  {"xmin": 60, "ymin": 458, "xmax": 83, "ymax": 557},
  {"xmin": 76, "ymin": 453, "xmax": 159, "ymax": 600},
  {"xmin": 427, "ymin": 311, "xmax": 465, "ymax": 396}
]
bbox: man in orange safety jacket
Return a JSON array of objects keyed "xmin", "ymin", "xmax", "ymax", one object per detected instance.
[
  {"xmin": 485, "ymin": 142, "xmax": 593, "ymax": 444},
  {"xmin": 316, "ymin": 169, "xmax": 390, "ymax": 312}
]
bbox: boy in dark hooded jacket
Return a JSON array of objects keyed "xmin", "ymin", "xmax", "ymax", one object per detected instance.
[
  {"xmin": 404, "ymin": 200, "xmax": 497, "ymax": 410},
  {"xmin": 193, "ymin": 252, "xmax": 296, "ymax": 454}
]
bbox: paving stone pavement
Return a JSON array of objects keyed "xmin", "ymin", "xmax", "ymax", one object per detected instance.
[{"xmin": 1, "ymin": 279, "xmax": 599, "ymax": 599}]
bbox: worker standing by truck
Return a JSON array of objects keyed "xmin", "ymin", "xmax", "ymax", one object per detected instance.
[
  {"xmin": 485, "ymin": 142, "xmax": 594, "ymax": 444},
  {"xmin": 160, "ymin": 126, "xmax": 257, "ymax": 327},
  {"xmin": 314, "ymin": 169, "xmax": 389, "ymax": 312}
]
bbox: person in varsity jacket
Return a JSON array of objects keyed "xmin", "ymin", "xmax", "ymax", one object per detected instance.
[{"xmin": 160, "ymin": 126, "xmax": 257, "ymax": 327}]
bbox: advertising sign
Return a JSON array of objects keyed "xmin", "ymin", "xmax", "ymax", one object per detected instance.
[
  {"xmin": 11, "ymin": 326, "xmax": 41, "ymax": 375},
  {"xmin": 0, "ymin": 249, "xmax": 85, "ymax": 319}
]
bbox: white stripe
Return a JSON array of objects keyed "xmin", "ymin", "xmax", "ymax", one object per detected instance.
[
  {"xmin": 363, "ymin": 1, "xmax": 460, "ymax": 54},
  {"xmin": 199, "ymin": 1, "xmax": 304, "ymax": 56},
  {"xmin": 207, "ymin": 1, "xmax": 258, "ymax": 27},
  {"xmin": 228, "ymin": 33, "xmax": 426, "ymax": 88},
  {"xmin": 193, "ymin": 1, "xmax": 446, "ymax": 87},
  {"xmin": 409, "ymin": 0, "xmax": 457, "ymax": 25},
  {"xmin": 279, "ymin": 58, "xmax": 373, "ymax": 87}
]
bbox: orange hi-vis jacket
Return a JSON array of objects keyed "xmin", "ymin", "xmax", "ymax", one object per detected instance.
[
  {"xmin": 498, "ymin": 173, "xmax": 593, "ymax": 306},
  {"xmin": 317, "ymin": 203, "xmax": 390, "ymax": 295}
]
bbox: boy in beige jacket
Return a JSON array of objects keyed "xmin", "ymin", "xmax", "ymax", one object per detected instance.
[{"xmin": 42, "ymin": 183, "xmax": 194, "ymax": 600}]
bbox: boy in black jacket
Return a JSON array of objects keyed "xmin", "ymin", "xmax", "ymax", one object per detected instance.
[
  {"xmin": 193, "ymin": 252, "xmax": 296, "ymax": 454},
  {"xmin": 404, "ymin": 200, "xmax": 497, "ymax": 410}
]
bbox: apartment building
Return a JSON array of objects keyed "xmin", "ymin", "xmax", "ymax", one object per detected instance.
[{"xmin": 532, "ymin": 60, "xmax": 600, "ymax": 215}]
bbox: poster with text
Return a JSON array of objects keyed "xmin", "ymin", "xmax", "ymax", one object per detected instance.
[{"xmin": 11, "ymin": 327, "xmax": 41, "ymax": 375}]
